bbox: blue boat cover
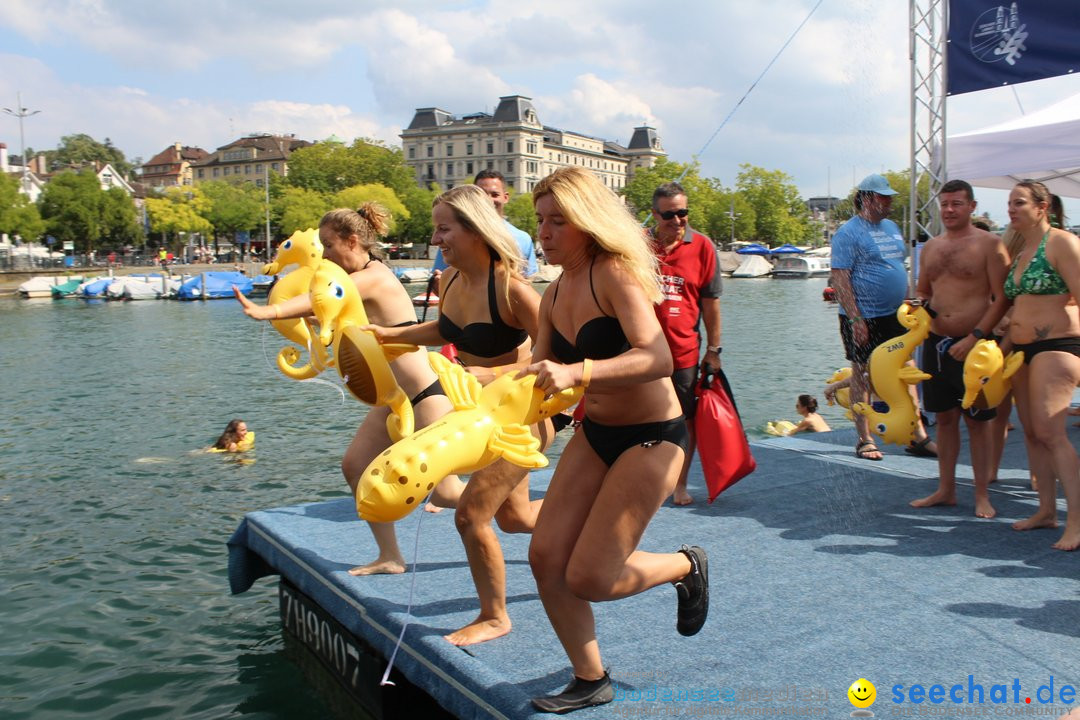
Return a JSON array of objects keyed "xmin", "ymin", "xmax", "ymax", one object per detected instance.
[
  {"xmin": 81, "ymin": 278, "xmax": 111, "ymax": 297},
  {"xmin": 177, "ymin": 271, "xmax": 253, "ymax": 300}
]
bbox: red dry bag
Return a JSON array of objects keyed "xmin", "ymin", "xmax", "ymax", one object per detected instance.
[{"xmin": 695, "ymin": 368, "xmax": 756, "ymax": 502}]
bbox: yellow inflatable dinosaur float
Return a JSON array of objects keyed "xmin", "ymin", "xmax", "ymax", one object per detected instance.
[
  {"xmin": 961, "ymin": 339, "xmax": 1024, "ymax": 410},
  {"xmin": 355, "ymin": 352, "xmax": 583, "ymax": 523},
  {"xmin": 310, "ymin": 259, "xmax": 420, "ymax": 441},
  {"xmin": 824, "ymin": 366, "xmax": 854, "ymax": 420},
  {"xmin": 851, "ymin": 303, "xmax": 933, "ymax": 446},
  {"xmin": 264, "ymin": 229, "xmax": 329, "ymax": 380}
]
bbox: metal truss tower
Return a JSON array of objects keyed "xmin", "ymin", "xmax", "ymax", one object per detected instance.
[{"xmin": 909, "ymin": 0, "xmax": 948, "ymax": 274}]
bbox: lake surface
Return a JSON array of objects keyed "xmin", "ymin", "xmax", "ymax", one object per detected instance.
[{"xmin": 0, "ymin": 277, "xmax": 846, "ymax": 719}]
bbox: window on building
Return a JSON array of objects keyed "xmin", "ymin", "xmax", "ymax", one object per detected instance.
[
  {"xmin": 486, "ymin": 142, "xmax": 494, "ymax": 154},
  {"xmin": 256, "ymin": 179, "xmax": 264, "ymax": 188},
  {"xmin": 427, "ymin": 163, "xmax": 435, "ymax": 179},
  {"xmin": 446, "ymin": 144, "xmax": 454, "ymax": 157},
  {"xmin": 198, "ymin": 169, "xmax": 205, "ymax": 179},
  {"xmin": 271, "ymin": 162, "xmax": 280, "ymax": 171},
  {"xmin": 446, "ymin": 161, "xmax": 454, "ymax": 175},
  {"xmin": 486, "ymin": 160, "xmax": 494, "ymax": 170},
  {"xmin": 213, "ymin": 168, "xmax": 219, "ymax": 177},
  {"xmin": 244, "ymin": 165, "xmax": 251, "ymax": 174},
  {"xmin": 527, "ymin": 161, "xmax": 537, "ymax": 173},
  {"xmin": 506, "ymin": 160, "xmax": 514, "ymax": 173},
  {"xmin": 255, "ymin": 163, "xmax": 263, "ymax": 173},
  {"xmin": 223, "ymin": 167, "xmax": 230, "ymax": 176},
  {"xmin": 466, "ymin": 161, "xmax": 474, "ymax": 175},
  {"xmin": 408, "ymin": 147, "xmax": 415, "ymax": 159},
  {"xmin": 506, "ymin": 141, "xmax": 514, "ymax": 153},
  {"xmin": 526, "ymin": 142, "xmax": 537, "ymax": 154},
  {"xmin": 466, "ymin": 143, "xmax": 473, "ymax": 155}
]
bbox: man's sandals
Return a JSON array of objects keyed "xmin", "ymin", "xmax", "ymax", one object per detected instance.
[{"xmin": 855, "ymin": 439, "xmax": 883, "ymax": 461}]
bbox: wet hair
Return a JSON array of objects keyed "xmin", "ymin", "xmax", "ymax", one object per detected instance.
[
  {"xmin": 940, "ymin": 179, "xmax": 974, "ymax": 201},
  {"xmin": 652, "ymin": 181, "xmax": 687, "ymax": 210},
  {"xmin": 798, "ymin": 394, "xmax": 818, "ymax": 413},
  {"xmin": 474, "ymin": 169, "xmax": 507, "ymax": 188},
  {"xmin": 433, "ymin": 184, "xmax": 524, "ymax": 283},
  {"xmin": 319, "ymin": 202, "xmax": 392, "ymax": 259},
  {"xmin": 215, "ymin": 418, "xmax": 245, "ymax": 450},
  {"xmin": 533, "ymin": 167, "xmax": 661, "ymax": 303}
]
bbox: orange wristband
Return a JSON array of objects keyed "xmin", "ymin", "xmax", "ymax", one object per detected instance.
[{"xmin": 581, "ymin": 358, "xmax": 593, "ymax": 388}]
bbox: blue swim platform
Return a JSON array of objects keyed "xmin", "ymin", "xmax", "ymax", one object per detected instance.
[{"xmin": 228, "ymin": 427, "xmax": 1080, "ymax": 719}]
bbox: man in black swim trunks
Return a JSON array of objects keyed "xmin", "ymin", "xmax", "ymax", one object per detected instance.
[
  {"xmin": 649, "ymin": 182, "xmax": 723, "ymax": 505},
  {"xmin": 910, "ymin": 179, "xmax": 1010, "ymax": 518}
]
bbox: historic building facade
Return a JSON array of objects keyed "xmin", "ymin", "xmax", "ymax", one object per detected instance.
[
  {"xmin": 190, "ymin": 133, "xmax": 310, "ymax": 187},
  {"xmin": 400, "ymin": 95, "xmax": 665, "ymax": 193}
]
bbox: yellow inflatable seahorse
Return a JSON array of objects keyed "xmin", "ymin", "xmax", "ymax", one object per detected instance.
[
  {"xmin": 355, "ymin": 352, "xmax": 583, "ymax": 523},
  {"xmin": 961, "ymin": 339, "xmax": 1024, "ymax": 410},
  {"xmin": 310, "ymin": 259, "xmax": 420, "ymax": 441},
  {"xmin": 264, "ymin": 229, "xmax": 329, "ymax": 380},
  {"xmin": 851, "ymin": 303, "xmax": 932, "ymax": 446}
]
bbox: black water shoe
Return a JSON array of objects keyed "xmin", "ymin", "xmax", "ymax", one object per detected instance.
[
  {"xmin": 531, "ymin": 672, "xmax": 614, "ymax": 714},
  {"xmin": 674, "ymin": 544, "xmax": 709, "ymax": 636}
]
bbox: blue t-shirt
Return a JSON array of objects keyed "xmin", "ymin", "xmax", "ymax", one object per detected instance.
[
  {"xmin": 830, "ymin": 216, "xmax": 908, "ymax": 318},
  {"xmin": 432, "ymin": 219, "xmax": 538, "ymax": 278}
]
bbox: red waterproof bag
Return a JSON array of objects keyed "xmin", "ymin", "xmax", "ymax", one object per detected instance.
[{"xmin": 695, "ymin": 369, "xmax": 756, "ymax": 502}]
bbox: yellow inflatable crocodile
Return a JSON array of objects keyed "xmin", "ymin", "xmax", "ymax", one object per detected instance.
[
  {"xmin": 310, "ymin": 259, "xmax": 420, "ymax": 441},
  {"xmin": 851, "ymin": 303, "xmax": 932, "ymax": 446},
  {"xmin": 264, "ymin": 229, "xmax": 329, "ymax": 380},
  {"xmin": 961, "ymin": 339, "xmax": 1024, "ymax": 410},
  {"xmin": 355, "ymin": 352, "xmax": 583, "ymax": 523}
]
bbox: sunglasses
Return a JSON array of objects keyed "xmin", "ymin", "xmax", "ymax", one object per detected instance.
[{"xmin": 657, "ymin": 208, "xmax": 689, "ymax": 220}]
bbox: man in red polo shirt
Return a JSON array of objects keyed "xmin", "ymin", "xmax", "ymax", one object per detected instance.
[{"xmin": 651, "ymin": 182, "xmax": 724, "ymax": 505}]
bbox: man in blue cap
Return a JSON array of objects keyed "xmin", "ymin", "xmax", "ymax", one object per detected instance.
[{"xmin": 831, "ymin": 174, "xmax": 936, "ymax": 460}]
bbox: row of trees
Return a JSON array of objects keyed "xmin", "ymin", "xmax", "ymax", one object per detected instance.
[{"xmin": 3, "ymin": 130, "xmax": 927, "ymax": 255}]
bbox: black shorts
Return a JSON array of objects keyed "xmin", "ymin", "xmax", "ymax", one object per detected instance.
[
  {"xmin": 838, "ymin": 313, "xmax": 906, "ymax": 365},
  {"xmin": 582, "ymin": 416, "xmax": 689, "ymax": 468},
  {"xmin": 671, "ymin": 366, "xmax": 699, "ymax": 418},
  {"xmin": 920, "ymin": 332, "xmax": 996, "ymax": 420}
]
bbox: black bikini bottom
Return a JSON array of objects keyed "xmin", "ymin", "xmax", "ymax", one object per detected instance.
[
  {"xmin": 582, "ymin": 416, "xmax": 688, "ymax": 467},
  {"xmin": 1013, "ymin": 337, "xmax": 1080, "ymax": 365}
]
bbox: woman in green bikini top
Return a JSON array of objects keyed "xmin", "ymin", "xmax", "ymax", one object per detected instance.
[{"xmin": 1004, "ymin": 180, "xmax": 1080, "ymax": 552}]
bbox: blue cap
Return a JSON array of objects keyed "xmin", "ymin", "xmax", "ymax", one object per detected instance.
[{"xmin": 856, "ymin": 174, "xmax": 898, "ymax": 196}]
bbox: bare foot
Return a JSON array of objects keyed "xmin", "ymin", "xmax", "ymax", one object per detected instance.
[
  {"xmin": 347, "ymin": 558, "xmax": 406, "ymax": 576},
  {"xmin": 910, "ymin": 490, "xmax": 957, "ymax": 509},
  {"xmin": 1051, "ymin": 528, "xmax": 1080, "ymax": 551},
  {"xmin": 444, "ymin": 616, "xmax": 511, "ymax": 646},
  {"xmin": 672, "ymin": 488, "xmax": 694, "ymax": 506},
  {"xmin": 1012, "ymin": 511, "xmax": 1058, "ymax": 532},
  {"xmin": 424, "ymin": 502, "xmax": 444, "ymax": 513},
  {"xmin": 974, "ymin": 497, "xmax": 997, "ymax": 519}
]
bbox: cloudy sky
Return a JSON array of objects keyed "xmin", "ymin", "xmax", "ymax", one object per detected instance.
[{"xmin": 1, "ymin": 0, "xmax": 1077, "ymax": 219}]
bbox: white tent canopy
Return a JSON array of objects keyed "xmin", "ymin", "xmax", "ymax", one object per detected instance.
[{"xmin": 946, "ymin": 92, "xmax": 1080, "ymax": 199}]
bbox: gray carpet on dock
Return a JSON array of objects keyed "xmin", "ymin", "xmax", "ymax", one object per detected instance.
[{"xmin": 229, "ymin": 425, "xmax": 1080, "ymax": 719}]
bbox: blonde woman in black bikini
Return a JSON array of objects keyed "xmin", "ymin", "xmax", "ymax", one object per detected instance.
[
  {"xmin": 521, "ymin": 168, "xmax": 707, "ymax": 713},
  {"xmin": 235, "ymin": 204, "xmax": 465, "ymax": 573},
  {"xmin": 1003, "ymin": 180, "xmax": 1080, "ymax": 550},
  {"xmin": 365, "ymin": 185, "xmax": 554, "ymax": 647}
]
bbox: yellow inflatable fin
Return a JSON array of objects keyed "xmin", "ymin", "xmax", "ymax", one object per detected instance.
[
  {"xmin": 428, "ymin": 352, "xmax": 482, "ymax": 411},
  {"xmin": 489, "ymin": 424, "xmax": 546, "ymax": 467}
]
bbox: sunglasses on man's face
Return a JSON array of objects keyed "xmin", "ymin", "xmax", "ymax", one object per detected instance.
[{"xmin": 657, "ymin": 208, "xmax": 689, "ymax": 220}]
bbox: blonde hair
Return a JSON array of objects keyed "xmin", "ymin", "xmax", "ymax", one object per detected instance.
[
  {"xmin": 320, "ymin": 202, "xmax": 391, "ymax": 259},
  {"xmin": 533, "ymin": 167, "xmax": 661, "ymax": 303},
  {"xmin": 1001, "ymin": 225, "xmax": 1024, "ymax": 260},
  {"xmin": 433, "ymin": 185, "xmax": 524, "ymax": 279}
]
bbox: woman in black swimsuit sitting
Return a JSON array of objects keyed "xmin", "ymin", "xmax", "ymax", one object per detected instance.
[
  {"xmin": 1004, "ymin": 181, "xmax": 1080, "ymax": 551},
  {"xmin": 234, "ymin": 203, "xmax": 465, "ymax": 574},
  {"xmin": 521, "ymin": 167, "xmax": 707, "ymax": 714},
  {"xmin": 366, "ymin": 185, "xmax": 550, "ymax": 646}
]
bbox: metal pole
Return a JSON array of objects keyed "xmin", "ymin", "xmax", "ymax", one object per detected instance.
[
  {"xmin": 264, "ymin": 165, "xmax": 271, "ymax": 263},
  {"xmin": 3, "ymin": 92, "xmax": 41, "ymax": 266}
]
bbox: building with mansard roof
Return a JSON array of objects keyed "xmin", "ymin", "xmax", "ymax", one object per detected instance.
[
  {"xmin": 190, "ymin": 133, "xmax": 311, "ymax": 187},
  {"xmin": 139, "ymin": 142, "xmax": 210, "ymax": 188},
  {"xmin": 400, "ymin": 95, "xmax": 665, "ymax": 194}
]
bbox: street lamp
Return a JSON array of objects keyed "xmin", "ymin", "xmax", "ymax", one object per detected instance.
[
  {"xmin": 725, "ymin": 198, "xmax": 741, "ymax": 248},
  {"xmin": 3, "ymin": 92, "xmax": 41, "ymax": 265}
]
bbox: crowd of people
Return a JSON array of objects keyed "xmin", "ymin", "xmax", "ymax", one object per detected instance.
[{"xmin": 232, "ymin": 167, "xmax": 1079, "ymax": 714}]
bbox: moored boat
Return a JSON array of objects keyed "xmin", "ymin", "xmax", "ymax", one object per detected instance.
[{"xmin": 772, "ymin": 255, "xmax": 831, "ymax": 278}]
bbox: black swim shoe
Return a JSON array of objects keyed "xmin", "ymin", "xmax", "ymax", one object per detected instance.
[
  {"xmin": 531, "ymin": 672, "xmax": 614, "ymax": 714},
  {"xmin": 673, "ymin": 544, "xmax": 709, "ymax": 636}
]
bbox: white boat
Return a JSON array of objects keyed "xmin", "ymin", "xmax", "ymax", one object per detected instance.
[
  {"xmin": 106, "ymin": 274, "xmax": 167, "ymax": 300},
  {"xmin": 18, "ymin": 276, "xmax": 83, "ymax": 298},
  {"xmin": 412, "ymin": 292, "xmax": 439, "ymax": 307},
  {"xmin": 731, "ymin": 255, "xmax": 773, "ymax": 278},
  {"xmin": 772, "ymin": 255, "xmax": 831, "ymax": 278},
  {"xmin": 395, "ymin": 267, "xmax": 432, "ymax": 283}
]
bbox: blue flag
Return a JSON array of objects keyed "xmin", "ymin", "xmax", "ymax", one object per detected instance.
[{"xmin": 947, "ymin": 1, "xmax": 1079, "ymax": 96}]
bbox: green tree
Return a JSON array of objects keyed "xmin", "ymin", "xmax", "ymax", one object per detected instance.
[
  {"xmin": 621, "ymin": 158, "xmax": 723, "ymax": 239},
  {"xmin": 397, "ymin": 184, "xmax": 438, "ymax": 244},
  {"xmin": 332, "ymin": 183, "xmax": 409, "ymax": 234},
  {"xmin": 704, "ymin": 189, "xmax": 756, "ymax": 248},
  {"xmin": 285, "ymin": 138, "xmax": 415, "ymax": 196},
  {"xmin": 198, "ymin": 180, "xmax": 264, "ymax": 244},
  {"xmin": 100, "ymin": 187, "xmax": 143, "ymax": 247},
  {"xmin": 274, "ymin": 186, "xmax": 330, "ymax": 235},
  {"xmin": 0, "ymin": 172, "xmax": 46, "ymax": 242},
  {"xmin": 735, "ymin": 164, "xmax": 816, "ymax": 246},
  {"xmin": 504, "ymin": 193, "xmax": 537, "ymax": 239},
  {"xmin": 37, "ymin": 170, "xmax": 105, "ymax": 253},
  {"xmin": 144, "ymin": 186, "xmax": 212, "ymax": 251},
  {"xmin": 50, "ymin": 133, "xmax": 133, "ymax": 177}
]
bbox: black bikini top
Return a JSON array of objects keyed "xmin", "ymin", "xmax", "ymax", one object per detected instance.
[
  {"xmin": 549, "ymin": 257, "xmax": 631, "ymax": 363},
  {"xmin": 438, "ymin": 259, "xmax": 528, "ymax": 358}
]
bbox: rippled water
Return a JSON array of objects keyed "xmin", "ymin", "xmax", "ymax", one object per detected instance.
[{"xmin": 0, "ymin": 277, "xmax": 843, "ymax": 719}]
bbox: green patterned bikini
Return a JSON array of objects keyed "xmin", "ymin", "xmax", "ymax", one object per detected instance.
[{"xmin": 1004, "ymin": 230, "xmax": 1080, "ymax": 364}]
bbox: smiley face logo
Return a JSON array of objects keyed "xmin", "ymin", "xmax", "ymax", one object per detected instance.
[{"xmin": 848, "ymin": 678, "xmax": 876, "ymax": 708}]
